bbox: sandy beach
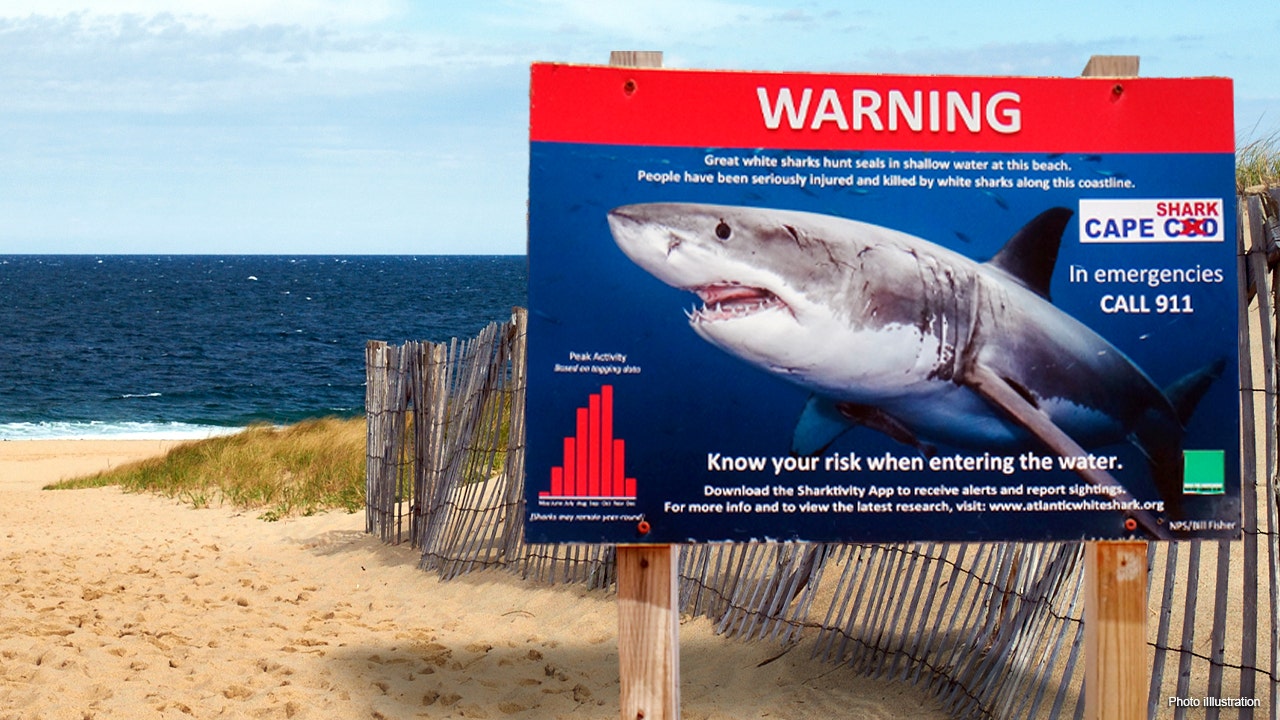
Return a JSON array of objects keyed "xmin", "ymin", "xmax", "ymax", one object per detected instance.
[{"xmin": 0, "ymin": 440, "xmax": 947, "ymax": 719}]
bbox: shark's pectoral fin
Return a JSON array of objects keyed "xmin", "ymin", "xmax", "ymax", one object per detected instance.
[
  {"xmin": 960, "ymin": 362, "xmax": 1172, "ymax": 539},
  {"xmin": 792, "ymin": 395, "xmax": 855, "ymax": 456},
  {"xmin": 790, "ymin": 395, "xmax": 935, "ymax": 457},
  {"xmin": 836, "ymin": 402, "xmax": 936, "ymax": 457}
]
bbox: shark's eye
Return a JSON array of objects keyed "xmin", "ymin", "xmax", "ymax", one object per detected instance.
[{"xmin": 715, "ymin": 220, "xmax": 732, "ymax": 241}]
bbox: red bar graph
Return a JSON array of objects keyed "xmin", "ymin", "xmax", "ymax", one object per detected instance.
[{"xmin": 540, "ymin": 384, "xmax": 637, "ymax": 499}]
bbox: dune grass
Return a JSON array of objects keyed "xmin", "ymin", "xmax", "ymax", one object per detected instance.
[
  {"xmin": 46, "ymin": 417, "xmax": 367, "ymax": 521},
  {"xmin": 1239, "ymin": 133, "xmax": 1280, "ymax": 192}
]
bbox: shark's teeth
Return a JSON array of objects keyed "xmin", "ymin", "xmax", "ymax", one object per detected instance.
[{"xmin": 686, "ymin": 285, "xmax": 784, "ymax": 324}]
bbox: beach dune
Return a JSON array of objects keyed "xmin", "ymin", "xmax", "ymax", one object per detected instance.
[{"xmin": 0, "ymin": 440, "xmax": 947, "ymax": 719}]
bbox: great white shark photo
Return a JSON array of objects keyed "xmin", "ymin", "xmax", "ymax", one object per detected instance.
[{"xmin": 607, "ymin": 202, "xmax": 1225, "ymax": 537}]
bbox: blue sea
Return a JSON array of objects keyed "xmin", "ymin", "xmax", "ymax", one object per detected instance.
[{"xmin": 0, "ymin": 255, "xmax": 527, "ymax": 440}]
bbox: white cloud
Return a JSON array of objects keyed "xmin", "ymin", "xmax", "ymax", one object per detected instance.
[
  {"xmin": 0, "ymin": 0, "xmax": 404, "ymax": 27},
  {"xmin": 865, "ymin": 40, "xmax": 1097, "ymax": 78},
  {"xmin": 505, "ymin": 0, "xmax": 771, "ymax": 44},
  {"xmin": 0, "ymin": 10, "xmax": 498, "ymax": 117}
]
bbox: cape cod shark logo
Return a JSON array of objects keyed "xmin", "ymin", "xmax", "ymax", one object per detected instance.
[{"xmin": 607, "ymin": 202, "xmax": 1223, "ymax": 537}]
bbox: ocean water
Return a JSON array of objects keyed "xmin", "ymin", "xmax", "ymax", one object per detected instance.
[{"xmin": 0, "ymin": 255, "xmax": 527, "ymax": 440}]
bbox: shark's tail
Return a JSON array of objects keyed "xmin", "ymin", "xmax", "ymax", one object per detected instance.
[
  {"xmin": 1133, "ymin": 358, "xmax": 1228, "ymax": 519},
  {"xmin": 1165, "ymin": 357, "xmax": 1227, "ymax": 426}
]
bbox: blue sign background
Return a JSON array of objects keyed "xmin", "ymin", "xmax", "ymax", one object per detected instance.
[{"xmin": 526, "ymin": 143, "xmax": 1239, "ymax": 543}]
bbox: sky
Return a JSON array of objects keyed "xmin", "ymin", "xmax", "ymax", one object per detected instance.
[{"xmin": 0, "ymin": 1, "xmax": 1276, "ymax": 255}]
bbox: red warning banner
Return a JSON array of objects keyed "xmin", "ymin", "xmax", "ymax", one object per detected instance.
[{"xmin": 530, "ymin": 63, "xmax": 1234, "ymax": 154}]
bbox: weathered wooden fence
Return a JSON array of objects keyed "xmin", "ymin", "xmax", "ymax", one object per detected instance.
[
  {"xmin": 366, "ymin": 189, "xmax": 1280, "ymax": 719},
  {"xmin": 366, "ymin": 313, "xmax": 529, "ymax": 576}
]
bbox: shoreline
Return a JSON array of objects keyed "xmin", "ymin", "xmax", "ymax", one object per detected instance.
[{"xmin": 0, "ymin": 424, "xmax": 248, "ymax": 443}]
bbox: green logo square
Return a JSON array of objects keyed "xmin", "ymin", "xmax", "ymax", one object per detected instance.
[{"xmin": 1183, "ymin": 450, "xmax": 1225, "ymax": 495}]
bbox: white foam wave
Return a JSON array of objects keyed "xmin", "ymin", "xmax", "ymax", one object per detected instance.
[{"xmin": 0, "ymin": 421, "xmax": 245, "ymax": 441}]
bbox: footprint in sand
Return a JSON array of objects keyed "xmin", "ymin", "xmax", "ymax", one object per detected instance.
[{"xmin": 417, "ymin": 642, "xmax": 452, "ymax": 667}]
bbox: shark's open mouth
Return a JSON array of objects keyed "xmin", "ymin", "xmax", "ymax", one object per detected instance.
[{"xmin": 686, "ymin": 282, "xmax": 786, "ymax": 323}]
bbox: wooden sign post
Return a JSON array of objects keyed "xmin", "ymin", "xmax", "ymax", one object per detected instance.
[
  {"xmin": 1081, "ymin": 55, "xmax": 1148, "ymax": 720},
  {"xmin": 1085, "ymin": 540, "xmax": 1148, "ymax": 719},
  {"xmin": 617, "ymin": 543, "xmax": 680, "ymax": 719},
  {"xmin": 611, "ymin": 47, "xmax": 680, "ymax": 720}
]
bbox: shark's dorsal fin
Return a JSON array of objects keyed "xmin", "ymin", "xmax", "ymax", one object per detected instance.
[{"xmin": 986, "ymin": 207, "xmax": 1073, "ymax": 301}]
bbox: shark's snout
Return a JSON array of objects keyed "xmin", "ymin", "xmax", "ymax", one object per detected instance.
[
  {"xmin": 605, "ymin": 206, "xmax": 638, "ymax": 229},
  {"xmin": 606, "ymin": 205, "xmax": 657, "ymax": 243},
  {"xmin": 607, "ymin": 205, "xmax": 667, "ymax": 261}
]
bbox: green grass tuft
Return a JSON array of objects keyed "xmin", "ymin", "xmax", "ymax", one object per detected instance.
[
  {"xmin": 1239, "ymin": 133, "xmax": 1280, "ymax": 192},
  {"xmin": 46, "ymin": 417, "xmax": 367, "ymax": 521}
]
